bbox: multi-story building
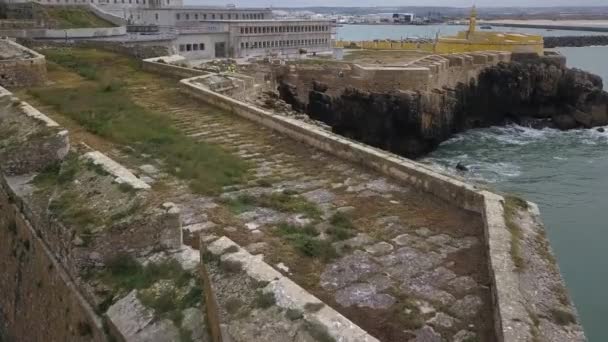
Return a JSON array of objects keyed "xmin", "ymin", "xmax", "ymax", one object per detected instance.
[
  {"xmin": 6, "ymin": 0, "xmax": 334, "ymax": 59},
  {"xmin": 100, "ymin": 2, "xmax": 334, "ymax": 59}
]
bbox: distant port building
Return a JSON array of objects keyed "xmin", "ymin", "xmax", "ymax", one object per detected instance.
[{"xmin": 392, "ymin": 13, "xmax": 414, "ymax": 24}]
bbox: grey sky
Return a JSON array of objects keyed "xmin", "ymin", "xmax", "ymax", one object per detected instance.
[{"xmin": 185, "ymin": 0, "xmax": 608, "ymax": 7}]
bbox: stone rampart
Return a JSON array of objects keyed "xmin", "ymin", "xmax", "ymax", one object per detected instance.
[
  {"xmin": 87, "ymin": 3, "xmax": 126, "ymax": 27},
  {"xmin": 179, "ymin": 74, "xmax": 583, "ymax": 341},
  {"xmin": 0, "ymin": 25, "xmax": 126, "ymax": 39},
  {"xmin": 0, "ymin": 84, "xmax": 184, "ymax": 342},
  {"xmin": 0, "ymin": 38, "xmax": 47, "ymax": 87},
  {"xmin": 20, "ymin": 38, "xmax": 170, "ymax": 59},
  {"xmin": 277, "ymin": 51, "xmax": 511, "ymax": 103},
  {"xmin": 0, "ymin": 178, "xmax": 108, "ymax": 342},
  {"xmin": 143, "ymin": 56, "xmax": 208, "ymax": 79},
  {"xmin": 202, "ymin": 236, "xmax": 380, "ymax": 342}
]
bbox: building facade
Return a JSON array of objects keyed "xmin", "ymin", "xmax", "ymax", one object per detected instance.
[{"xmin": 5, "ymin": 0, "xmax": 334, "ymax": 59}]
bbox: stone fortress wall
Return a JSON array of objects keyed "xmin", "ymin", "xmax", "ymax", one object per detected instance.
[
  {"xmin": 0, "ymin": 52, "xmax": 184, "ymax": 340},
  {"xmin": 0, "ymin": 39, "xmax": 585, "ymax": 342},
  {"xmin": 178, "ymin": 52, "xmax": 584, "ymax": 340},
  {"xmin": 275, "ymin": 51, "xmax": 511, "ymax": 102},
  {"xmin": 0, "ymin": 38, "xmax": 46, "ymax": 87}
]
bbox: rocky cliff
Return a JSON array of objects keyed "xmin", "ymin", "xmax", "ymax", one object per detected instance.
[{"xmin": 281, "ymin": 55, "xmax": 608, "ymax": 158}]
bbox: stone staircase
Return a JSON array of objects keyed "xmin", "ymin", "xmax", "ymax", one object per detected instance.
[{"xmin": 128, "ymin": 79, "xmax": 496, "ymax": 341}]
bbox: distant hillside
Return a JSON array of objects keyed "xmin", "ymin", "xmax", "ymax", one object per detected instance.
[{"xmin": 40, "ymin": 5, "xmax": 116, "ymax": 29}]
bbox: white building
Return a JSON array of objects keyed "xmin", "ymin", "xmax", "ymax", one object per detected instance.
[{"xmin": 9, "ymin": 0, "xmax": 334, "ymax": 59}]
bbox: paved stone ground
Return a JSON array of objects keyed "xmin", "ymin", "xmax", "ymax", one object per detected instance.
[
  {"xmin": 132, "ymin": 83, "xmax": 495, "ymax": 342},
  {"xmin": 22, "ymin": 66, "xmax": 495, "ymax": 341}
]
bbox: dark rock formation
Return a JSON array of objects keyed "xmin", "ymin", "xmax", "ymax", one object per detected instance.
[
  {"xmin": 544, "ymin": 35, "xmax": 608, "ymax": 48},
  {"xmin": 278, "ymin": 56, "xmax": 608, "ymax": 158},
  {"xmin": 277, "ymin": 81, "xmax": 305, "ymax": 111}
]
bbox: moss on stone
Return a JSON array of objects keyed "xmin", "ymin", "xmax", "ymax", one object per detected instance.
[{"xmin": 503, "ymin": 195, "xmax": 527, "ymax": 272}]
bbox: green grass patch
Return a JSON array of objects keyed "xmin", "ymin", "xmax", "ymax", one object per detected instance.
[
  {"xmin": 49, "ymin": 190, "xmax": 101, "ymax": 230},
  {"xmin": 138, "ymin": 284, "xmax": 203, "ymax": 326},
  {"xmin": 550, "ymin": 308, "xmax": 576, "ymax": 326},
  {"xmin": 326, "ymin": 212, "xmax": 355, "ymax": 241},
  {"xmin": 43, "ymin": 6, "xmax": 116, "ymax": 29},
  {"xmin": 274, "ymin": 222, "xmax": 336, "ymax": 260},
  {"xmin": 221, "ymin": 194, "xmax": 257, "ymax": 214},
  {"xmin": 101, "ymin": 254, "xmax": 193, "ymax": 291},
  {"xmin": 257, "ymin": 193, "xmax": 321, "ymax": 218},
  {"xmin": 503, "ymin": 195, "xmax": 528, "ymax": 272},
  {"xmin": 253, "ymin": 290, "xmax": 276, "ymax": 309},
  {"xmin": 303, "ymin": 321, "xmax": 335, "ymax": 342},
  {"xmin": 285, "ymin": 308, "xmax": 304, "ymax": 320},
  {"xmin": 222, "ymin": 192, "xmax": 321, "ymax": 218},
  {"xmin": 29, "ymin": 49, "xmax": 248, "ymax": 195}
]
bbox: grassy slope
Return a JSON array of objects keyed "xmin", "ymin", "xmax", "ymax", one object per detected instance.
[
  {"xmin": 28, "ymin": 48, "xmax": 248, "ymax": 195},
  {"xmin": 43, "ymin": 6, "xmax": 116, "ymax": 29}
]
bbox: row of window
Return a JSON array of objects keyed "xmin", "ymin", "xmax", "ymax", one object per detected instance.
[
  {"xmin": 176, "ymin": 12, "xmax": 265, "ymax": 21},
  {"xmin": 240, "ymin": 38, "xmax": 329, "ymax": 49},
  {"xmin": 239, "ymin": 25, "xmax": 330, "ymax": 35},
  {"xmin": 179, "ymin": 43, "xmax": 206, "ymax": 52}
]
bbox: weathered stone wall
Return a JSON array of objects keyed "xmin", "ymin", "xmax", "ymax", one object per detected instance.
[
  {"xmin": 0, "ymin": 84, "xmax": 184, "ymax": 342},
  {"xmin": 0, "ymin": 179, "xmax": 107, "ymax": 342},
  {"xmin": 274, "ymin": 51, "xmax": 510, "ymax": 105},
  {"xmin": 179, "ymin": 75, "xmax": 586, "ymax": 341},
  {"xmin": 0, "ymin": 25, "xmax": 126, "ymax": 39},
  {"xmin": 142, "ymin": 57, "xmax": 208, "ymax": 79},
  {"xmin": 20, "ymin": 38, "xmax": 170, "ymax": 59},
  {"xmin": 0, "ymin": 39, "xmax": 46, "ymax": 88}
]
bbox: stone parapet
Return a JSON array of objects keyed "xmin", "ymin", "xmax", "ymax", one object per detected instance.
[
  {"xmin": 0, "ymin": 39, "xmax": 47, "ymax": 88},
  {"xmin": 202, "ymin": 236, "xmax": 380, "ymax": 342}
]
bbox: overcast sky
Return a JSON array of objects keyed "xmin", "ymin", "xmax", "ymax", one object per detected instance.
[{"xmin": 185, "ymin": 0, "xmax": 608, "ymax": 7}]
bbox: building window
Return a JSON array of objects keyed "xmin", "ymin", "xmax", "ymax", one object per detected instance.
[
  {"xmin": 195, "ymin": 14, "xmax": 198, "ymax": 19},
  {"xmin": 185, "ymin": 14, "xmax": 189, "ymax": 20},
  {"xmin": 220, "ymin": 14, "xmax": 223, "ymax": 19},
  {"xmin": 186, "ymin": 44, "xmax": 192, "ymax": 51},
  {"xmin": 193, "ymin": 44, "xmax": 198, "ymax": 51},
  {"xmin": 240, "ymin": 28, "xmax": 244, "ymax": 34},
  {"xmin": 212, "ymin": 14, "xmax": 215, "ymax": 19},
  {"xmin": 176, "ymin": 13, "xmax": 180, "ymax": 20},
  {"xmin": 241, "ymin": 42, "xmax": 244, "ymax": 48},
  {"xmin": 203, "ymin": 14, "xmax": 207, "ymax": 19},
  {"xmin": 179, "ymin": 44, "xmax": 185, "ymax": 52},
  {"xmin": 155, "ymin": 13, "xmax": 158, "ymax": 20},
  {"xmin": 199, "ymin": 43, "xmax": 205, "ymax": 50}
]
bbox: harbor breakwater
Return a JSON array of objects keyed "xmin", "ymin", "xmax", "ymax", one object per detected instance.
[{"xmin": 545, "ymin": 35, "xmax": 608, "ymax": 48}]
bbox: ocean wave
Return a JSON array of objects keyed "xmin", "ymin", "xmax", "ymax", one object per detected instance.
[{"xmin": 425, "ymin": 124, "xmax": 608, "ymax": 184}]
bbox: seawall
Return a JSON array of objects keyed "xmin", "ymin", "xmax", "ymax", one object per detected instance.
[
  {"xmin": 277, "ymin": 52, "xmax": 607, "ymax": 158},
  {"xmin": 179, "ymin": 68, "xmax": 586, "ymax": 341},
  {"xmin": 544, "ymin": 35, "xmax": 608, "ymax": 48}
]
